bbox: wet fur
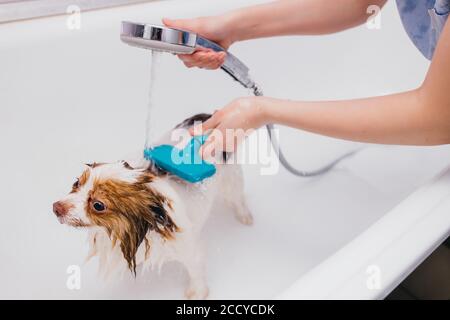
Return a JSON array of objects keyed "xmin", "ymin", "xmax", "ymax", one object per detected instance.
[
  {"xmin": 85, "ymin": 170, "xmax": 177, "ymax": 274},
  {"xmin": 54, "ymin": 113, "xmax": 253, "ymax": 299}
]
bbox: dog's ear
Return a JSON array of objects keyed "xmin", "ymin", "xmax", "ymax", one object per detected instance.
[
  {"xmin": 118, "ymin": 214, "xmax": 152, "ymax": 275},
  {"xmin": 87, "ymin": 173, "xmax": 178, "ymax": 275},
  {"xmin": 147, "ymin": 201, "xmax": 178, "ymax": 239},
  {"xmin": 117, "ymin": 193, "xmax": 178, "ymax": 275},
  {"xmin": 102, "ymin": 177, "xmax": 178, "ymax": 275}
]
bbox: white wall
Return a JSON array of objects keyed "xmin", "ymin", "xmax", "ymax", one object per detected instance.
[{"xmin": 0, "ymin": 0, "xmax": 153, "ymax": 23}]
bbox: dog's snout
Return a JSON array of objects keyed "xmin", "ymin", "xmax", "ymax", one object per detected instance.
[{"xmin": 53, "ymin": 201, "xmax": 69, "ymax": 217}]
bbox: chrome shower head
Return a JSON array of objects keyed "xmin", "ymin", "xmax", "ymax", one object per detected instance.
[
  {"xmin": 120, "ymin": 21, "xmax": 256, "ymax": 89},
  {"xmin": 120, "ymin": 21, "xmax": 197, "ymax": 54}
]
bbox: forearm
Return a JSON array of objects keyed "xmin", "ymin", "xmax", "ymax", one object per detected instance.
[
  {"xmin": 224, "ymin": 0, "xmax": 386, "ymax": 42},
  {"xmin": 259, "ymin": 90, "xmax": 450, "ymax": 146},
  {"xmin": 255, "ymin": 19, "xmax": 450, "ymax": 146}
]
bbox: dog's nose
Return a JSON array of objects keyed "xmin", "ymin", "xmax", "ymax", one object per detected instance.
[{"xmin": 53, "ymin": 201, "xmax": 68, "ymax": 217}]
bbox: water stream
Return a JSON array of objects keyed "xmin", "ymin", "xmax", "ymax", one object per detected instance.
[{"xmin": 144, "ymin": 51, "xmax": 162, "ymax": 150}]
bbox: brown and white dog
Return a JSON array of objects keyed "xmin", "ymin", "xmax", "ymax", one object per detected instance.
[{"xmin": 52, "ymin": 114, "xmax": 252, "ymax": 299}]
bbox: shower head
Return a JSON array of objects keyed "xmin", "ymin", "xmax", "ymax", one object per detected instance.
[
  {"xmin": 120, "ymin": 21, "xmax": 256, "ymax": 89},
  {"xmin": 120, "ymin": 21, "xmax": 197, "ymax": 54}
]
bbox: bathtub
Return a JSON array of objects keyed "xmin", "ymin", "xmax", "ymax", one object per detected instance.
[{"xmin": 0, "ymin": 0, "xmax": 449, "ymax": 299}]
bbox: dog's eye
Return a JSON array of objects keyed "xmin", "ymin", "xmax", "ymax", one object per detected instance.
[
  {"xmin": 72, "ymin": 179, "xmax": 80, "ymax": 189},
  {"xmin": 92, "ymin": 201, "xmax": 106, "ymax": 212}
]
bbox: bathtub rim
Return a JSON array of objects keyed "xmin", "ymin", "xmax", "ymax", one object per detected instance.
[{"xmin": 278, "ymin": 164, "xmax": 450, "ymax": 300}]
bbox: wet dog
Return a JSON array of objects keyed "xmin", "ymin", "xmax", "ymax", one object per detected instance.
[{"xmin": 53, "ymin": 114, "xmax": 253, "ymax": 299}]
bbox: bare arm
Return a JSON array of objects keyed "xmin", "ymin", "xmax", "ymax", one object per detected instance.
[
  {"xmin": 261, "ymin": 19, "xmax": 450, "ymax": 145},
  {"xmin": 196, "ymin": 20, "xmax": 450, "ymax": 149},
  {"xmin": 227, "ymin": 0, "xmax": 387, "ymax": 41},
  {"xmin": 163, "ymin": 0, "xmax": 387, "ymax": 69}
]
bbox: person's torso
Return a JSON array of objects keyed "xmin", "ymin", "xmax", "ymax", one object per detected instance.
[{"xmin": 396, "ymin": 0, "xmax": 450, "ymax": 59}]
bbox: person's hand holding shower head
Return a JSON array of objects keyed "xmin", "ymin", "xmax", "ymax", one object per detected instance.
[{"xmin": 162, "ymin": 16, "xmax": 234, "ymax": 70}]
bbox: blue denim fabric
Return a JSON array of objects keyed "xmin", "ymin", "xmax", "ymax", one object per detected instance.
[{"xmin": 396, "ymin": 0, "xmax": 449, "ymax": 59}]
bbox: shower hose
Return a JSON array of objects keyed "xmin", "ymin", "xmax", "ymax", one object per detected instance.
[{"xmin": 253, "ymin": 87, "xmax": 359, "ymax": 177}]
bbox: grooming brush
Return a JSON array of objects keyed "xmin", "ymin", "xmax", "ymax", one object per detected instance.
[{"xmin": 144, "ymin": 135, "xmax": 216, "ymax": 183}]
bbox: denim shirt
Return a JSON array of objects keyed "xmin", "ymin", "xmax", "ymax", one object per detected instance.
[{"xmin": 396, "ymin": 0, "xmax": 450, "ymax": 59}]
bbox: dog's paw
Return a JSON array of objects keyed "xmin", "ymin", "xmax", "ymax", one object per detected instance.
[{"xmin": 185, "ymin": 285, "xmax": 209, "ymax": 300}]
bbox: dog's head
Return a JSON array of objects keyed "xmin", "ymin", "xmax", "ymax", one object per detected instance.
[{"xmin": 53, "ymin": 161, "xmax": 178, "ymax": 273}]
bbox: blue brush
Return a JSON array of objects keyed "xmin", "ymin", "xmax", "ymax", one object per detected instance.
[{"xmin": 143, "ymin": 135, "xmax": 216, "ymax": 183}]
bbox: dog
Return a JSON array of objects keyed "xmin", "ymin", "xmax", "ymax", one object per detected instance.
[{"xmin": 52, "ymin": 113, "xmax": 253, "ymax": 299}]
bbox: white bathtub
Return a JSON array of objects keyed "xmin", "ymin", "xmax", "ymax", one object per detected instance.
[{"xmin": 0, "ymin": 0, "xmax": 449, "ymax": 299}]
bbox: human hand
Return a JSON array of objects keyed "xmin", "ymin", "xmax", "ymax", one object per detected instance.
[
  {"xmin": 189, "ymin": 97, "xmax": 268, "ymax": 159},
  {"xmin": 162, "ymin": 15, "xmax": 235, "ymax": 70}
]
